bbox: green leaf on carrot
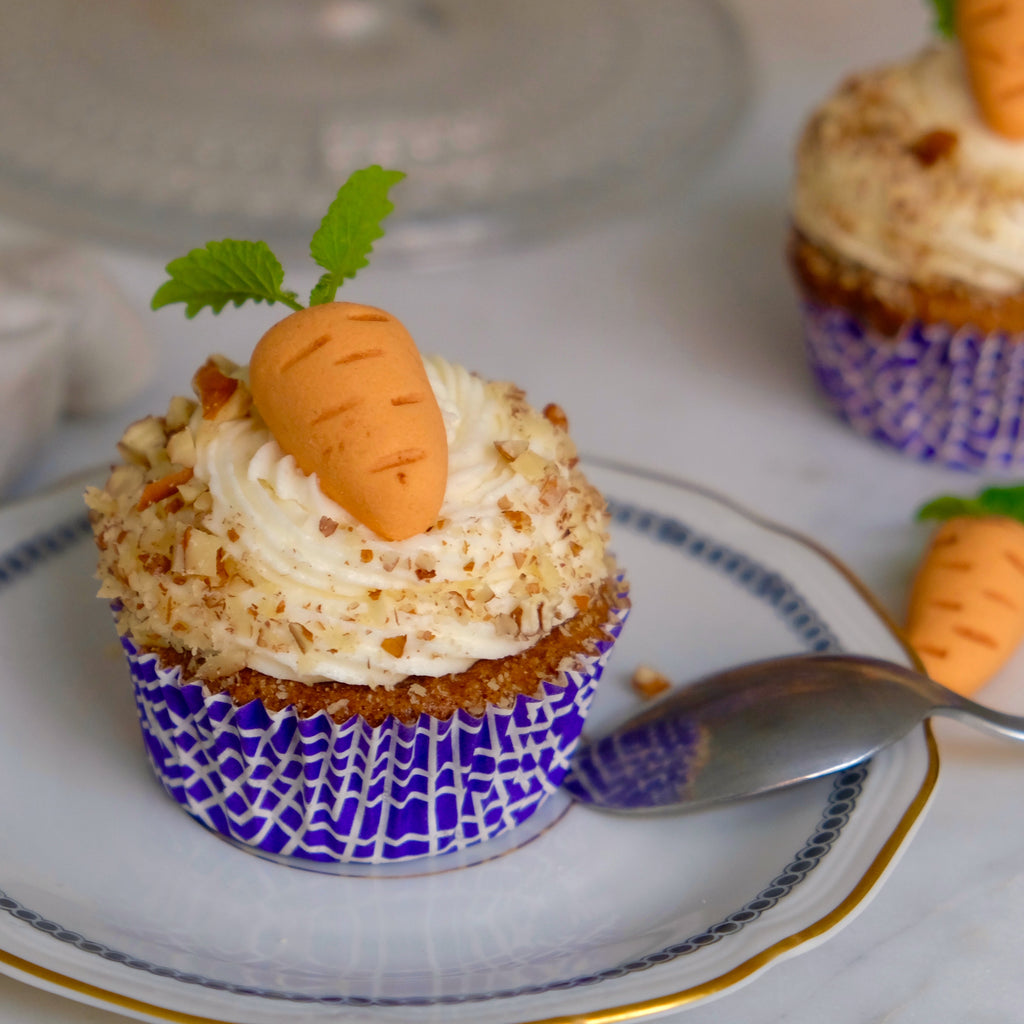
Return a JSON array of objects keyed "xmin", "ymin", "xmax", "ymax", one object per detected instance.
[
  {"xmin": 308, "ymin": 166, "xmax": 406, "ymax": 307},
  {"xmin": 151, "ymin": 240, "xmax": 303, "ymax": 318},
  {"xmin": 916, "ymin": 495, "xmax": 981, "ymax": 521},
  {"xmin": 916, "ymin": 483, "xmax": 1024, "ymax": 524},
  {"xmin": 150, "ymin": 165, "xmax": 405, "ymax": 316},
  {"xmin": 975, "ymin": 484, "xmax": 1024, "ymax": 520},
  {"xmin": 929, "ymin": 0, "xmax": 956, "ymax": 38}
]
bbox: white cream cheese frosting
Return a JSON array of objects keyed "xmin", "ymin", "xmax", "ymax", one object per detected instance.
[
  {"xmin": 792, "ymin": 43, "xmax": 1024, "ymax": 295},
  {"xmin": 88, "ymin": 355, "xmax": 612, "ymax": 688}
]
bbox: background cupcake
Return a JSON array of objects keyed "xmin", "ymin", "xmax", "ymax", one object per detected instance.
[
  {"xmin": 788, "ymin": 1, "xmax": 1024, "ymax": 471},
  {"xmin": 85, "ymin": 169, "xmax": 629, "ymax": 866}
]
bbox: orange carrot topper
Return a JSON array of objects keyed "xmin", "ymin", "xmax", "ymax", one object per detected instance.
[
  {"xmin": 934, "ymin": 0, "xmax": 1024, "ymax": 138},
  {"xmin": 250, "ymin": 302, "xmax": 447, "ymax": 541},
  {"xmin": 151, "ymin": 166, "xmax": 448, "ymax": 541},
  {"xmin": 907, "ymin": 484, "xmax": 1024, "ymax": 694}
]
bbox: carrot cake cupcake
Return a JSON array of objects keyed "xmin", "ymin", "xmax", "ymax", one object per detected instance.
[
  {"xmin": 789, "ymin": 2, "xmax": 1024, "ymax": 470},
  {"xmin": 85, "ymin": 168, "xmax": 629, "ymax": 865}
]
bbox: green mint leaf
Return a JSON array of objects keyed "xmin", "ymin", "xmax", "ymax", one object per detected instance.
[
  {"xmin": 976, "ymin": 484, "xmax": 1024, "ymax": 521},
  {"xmin": 308, "ymin": 166, "xmax": 405, "ymax": 306},
  {"xmin": 915, "ymin": 483, "xmax": 1024, "ymax": 524},
  {"xmin": 915, "ymin": 495, "xmax": 982, "ymax": 521},
  {"xmin": 930, "ymin": 0, "xmax": 956, "ymax": 37},
  {"xmin": 151, "ymin": 239, "xmax": 303, "ymax": 318}
]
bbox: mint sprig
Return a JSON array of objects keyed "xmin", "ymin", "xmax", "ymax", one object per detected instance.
[
  {"xmin": 309, "ymin": 166, "xmax": 405, "ymax": 306},
  {"xmin": 929, "ymin": 0, "xmax": 956, "ymax": 38},
  {"xmin": 917, "ymin": 483, "xmax": 1024, "ymax": 524},
  {"xmin": 151, "ymin": 166, "xmax": 405, "ymax": 317},
  {"xmin": 151, "ymin": 240, "xmax": 302, "ymax": 317}
]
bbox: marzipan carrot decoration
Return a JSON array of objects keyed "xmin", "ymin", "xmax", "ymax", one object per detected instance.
[
  {"xmin": 906, "ymin": 484, "xmax": 1024, "ymax": 694},
  {"xmin": 150, "ymin": 166, "xmax": 450, "ymax": 541},
  {"xmin": 939, "ymin": 0, "xmax": 1024, "ymax": 138},
  {"xmin": 249, "ymin": 302, "xmax": 447, "ymax": 541}
]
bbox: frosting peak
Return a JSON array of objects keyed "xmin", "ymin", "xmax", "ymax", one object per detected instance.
[
  {"xmin": 792, "ymin": 43, "xmax": 1024, "ymax": 295},
  {"xmin": 88, "ymin": 356, "xmax": 612, "ymax": 688}
]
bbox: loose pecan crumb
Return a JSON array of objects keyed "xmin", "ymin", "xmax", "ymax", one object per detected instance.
[{"xmin": 631, "ymin": 664, "xmax": 672, "ymax": 699}]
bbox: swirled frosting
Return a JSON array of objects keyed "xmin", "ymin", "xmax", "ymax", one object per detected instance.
[
  {"xmin": 88, "ymin": 355, "xmax": 612, "ymax": 688},
  {"xmin": 792, "ymin": 43, "xmax": 1024, "ymax": 295}
]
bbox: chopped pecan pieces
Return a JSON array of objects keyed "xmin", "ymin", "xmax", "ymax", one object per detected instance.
[
  {"xmin": 494, "ymin": 439, "xmax": 528, "ymax": 461},
  {"xmin": 136, "ymin": 468, "xmax": 195, "ymax": 512},
  {"xmin": 381, "ymin": 635, "xmax": 407, "ymax": 658},
  {"xmin": 193, "ymin": 358, "xmax": 239, "ymax": 419},
  {"xmin": 543, "ymin": 403, "xmax": 569, "ymax": 432},
  {"xmin": 502, "ymin": 509, "xmax": 532, "ymax": 532},
  {"xmin": 908, "ymin": 128, "xmax": 958, "ymax": 167}
]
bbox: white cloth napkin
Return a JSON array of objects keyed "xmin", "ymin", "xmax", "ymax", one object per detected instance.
[{"xmin": 0, "ymin": 242, "xmax": 155, "ymax": 493}]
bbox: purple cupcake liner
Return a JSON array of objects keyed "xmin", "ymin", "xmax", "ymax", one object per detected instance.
[
  {"xmin": 121, "ymin": 581, "xmax": 628, "ymax": 865},
  {"xmin": 801, "ymin": 301, "xmax": 1024, "ymax": 471}
]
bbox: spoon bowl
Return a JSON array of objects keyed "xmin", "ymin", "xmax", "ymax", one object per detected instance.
[{"xmin": 564, "ymin": 653, "xmax": 1024, "ymax": 813}]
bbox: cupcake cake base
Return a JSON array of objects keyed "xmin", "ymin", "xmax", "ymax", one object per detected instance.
[
  {"xmin": 791, "ymin": 230, "xmax": 1024, "ymax": 471},
  {"xmin": 801, "ymin": 302, "xmax": 1024, "ymax": 471},
  {"xmin": 121, "ymin": 579, "xmax": 629, "ymax": 867}
]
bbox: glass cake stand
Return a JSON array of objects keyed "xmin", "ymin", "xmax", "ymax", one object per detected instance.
[{"xmin": 0, "ymin": 0, "xmax": 747, "ymax": 262}]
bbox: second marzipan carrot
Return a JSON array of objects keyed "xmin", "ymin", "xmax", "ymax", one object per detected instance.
[
  {"xmin": 906, "ymin": 484, "xmax": 1024, "ymax": 694},
  {"xmin": 954, "ymin": 0, "xmax": 1024, "ymax": 138}
]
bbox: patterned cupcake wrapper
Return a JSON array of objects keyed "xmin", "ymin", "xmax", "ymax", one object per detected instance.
[
  {"xmin": 122, "ymin": 582, "xmax": 628, "ymax": 865},
  {"xmin": 801, "ymin": 301, "xmax": 1024, "ymax": 471}
]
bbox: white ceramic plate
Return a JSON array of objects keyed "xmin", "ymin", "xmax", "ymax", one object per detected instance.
[{"xmin": 0, "ymin": 461, "xmax": 937, "ymax": 1024}]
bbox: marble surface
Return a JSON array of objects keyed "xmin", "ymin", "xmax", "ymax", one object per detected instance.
[{"xmin": 4, "ymin": 0, "xmax": 1024, "ymax": 1020}]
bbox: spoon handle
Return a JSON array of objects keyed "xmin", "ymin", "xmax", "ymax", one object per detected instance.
[
  {"xmin": 859, "ymin": 656, "xmax": 1024, "ymax": 743},
  {"xmin": 937, "ymin": 697, "xmax": 1024, "ymax": 743}
]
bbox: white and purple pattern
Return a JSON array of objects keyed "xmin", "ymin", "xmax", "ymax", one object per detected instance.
[
  {"xmin": 802, "ymin": 302, "xmax": 1024, "ymax": 470},
  {"xmin": 122, "ymin": 588, "xmax": 628, "ymax": 865}
]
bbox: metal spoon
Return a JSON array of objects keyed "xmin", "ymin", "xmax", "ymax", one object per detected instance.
[{"xmin": 563, "ymin": 653, "xmax": 1024, "ymax": 813}]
